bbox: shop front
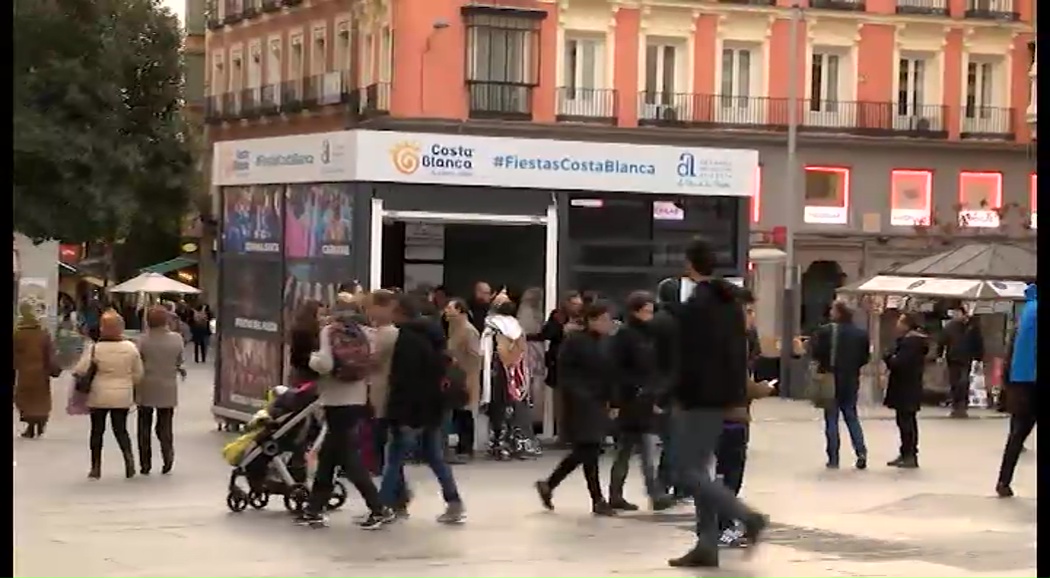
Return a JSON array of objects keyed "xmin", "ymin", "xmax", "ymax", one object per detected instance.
[{"xmin": 211, "ymin": 130, "xmax": 758, "ymax": 428}]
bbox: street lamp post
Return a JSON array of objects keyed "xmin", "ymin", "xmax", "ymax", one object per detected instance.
[{"xmin": 779, "ymin": 1, "xmax": 802, "ymax": 397}]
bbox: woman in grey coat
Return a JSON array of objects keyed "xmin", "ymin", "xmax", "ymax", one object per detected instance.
[{"xmin": 135, "ymin": 306, "xmax": 186, "ymax": 475}]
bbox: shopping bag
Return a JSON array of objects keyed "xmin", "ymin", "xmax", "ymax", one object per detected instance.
[
  {"xmin": 65, "ymin": 389, "xmax": 90, "ymax": 416},
  {"xmin": 968, "ymin": 361, "xmax": 988, "ymax": 409}
]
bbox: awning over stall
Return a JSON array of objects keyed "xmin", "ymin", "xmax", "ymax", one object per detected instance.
[
  {"xmin": 839, "ymin": 275, "xmax": 1029, "ymax": 300},
  {"xmin": 139, "ymin": 256, "xmax": 198, "ymax": 275},
  {"xmin": 885, "ymin": 243, "xmax": 1036, "ymax": 281}
]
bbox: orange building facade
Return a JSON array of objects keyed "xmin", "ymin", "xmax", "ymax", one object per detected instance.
[{"xmin": 204, "ymin": 0, "xmax": 1036, "ymax": 313}]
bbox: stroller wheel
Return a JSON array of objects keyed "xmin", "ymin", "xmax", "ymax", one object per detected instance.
[
  {"xmin": 326, "ymin": 480, "xmax": 348, "ymax": 511},
  {"xmin": 283, "ymin": 485, "xmax": 310, "ymax": 513},
  {"xmin": 226, "ymin": 490, "xmax": 249, "ymax": 513},
  {"xmin": 248, "ymin": 490, "xmax": 270, "ymax": 510}
]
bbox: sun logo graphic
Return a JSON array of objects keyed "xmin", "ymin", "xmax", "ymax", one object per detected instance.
[{"xmin": 390, "ymin": 141, "xmax": 421, "ymax": 175}]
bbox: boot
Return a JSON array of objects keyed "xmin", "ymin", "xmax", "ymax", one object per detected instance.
[
  {"xmin": 88, "ymin": 448, "xmax": 102, "ymax": 480},
  {"xmin": 121, "ymin": 447, "xmax": 136, "ymax": 479},
  {"xmin": 897, "ymin": 455, "xmax": 919, "ymax": 469},
  {"xmin": 20, "ymin": 423, "xmax": 36, "ymax": 439},
  {"xmin": 160, "ymin": 439, "xmax": 174, "ymax": 475},
  {"xmin": 668, "ymin": 543, "xmax": 720, "ymax": 568},
  {"xmin": 35, "ymin": 420, "xmax": 46, "ymax": 438}
]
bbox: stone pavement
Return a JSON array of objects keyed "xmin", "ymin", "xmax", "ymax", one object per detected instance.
[{"xmin": 14, "ymin": 365, "xmax": 1037, "ymax": 577}]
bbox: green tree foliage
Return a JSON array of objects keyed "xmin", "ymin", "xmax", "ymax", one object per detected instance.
[{"xmin": 14, "ymin": 0, "xmax": 196, "ymax": 245}]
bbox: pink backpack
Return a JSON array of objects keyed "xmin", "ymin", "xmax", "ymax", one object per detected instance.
[{"xmin": 329, "ymin": 321, "xmax": 373, "ymax": 382}]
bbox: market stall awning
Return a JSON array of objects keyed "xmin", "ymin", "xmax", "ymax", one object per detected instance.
[
  {"xmin": 885, "ymin": 243, "xmax": 1036, "ymax": 281},
  {"xmin": 109, "ymin": 272, "xmax": 200, "ymax": 294},
  {"xmin": 139, "ymin": 256, "xmax": 197, "ymax": 275},
  {"xmin": 839, "ymin": 275, "xmax": 1029, "ymax": 300},
  {"xmin": 58, "ymin": 261, "xmax": 77, "ymax": 275}
]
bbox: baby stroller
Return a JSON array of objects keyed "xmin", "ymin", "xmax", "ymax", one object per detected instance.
[{"xmin": 223, "ymin": 383, "xmax": 348, "ymax": 513}]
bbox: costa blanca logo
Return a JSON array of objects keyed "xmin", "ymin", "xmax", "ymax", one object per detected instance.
[{"xmin": 390, "ymin": 141, "xmax": 421, "ymax": 175}]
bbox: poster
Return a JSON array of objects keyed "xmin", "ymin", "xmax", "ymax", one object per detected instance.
[
  {"xmin": 282, "ymin": 259, "xmax": 354, "ymax": 326},
  {"xmin": 284, "ymin": 183, "xmax": 352, "ymax": 258},
  {"xmin": 221, "ymin": 258, "xmax": 283, "ymax": 337},
  {"xmin": 222, "ymin": 184, "xmax": 284, "ymax": 254},
  {"xmin": 218, "ymin": 336, "xmax": 282, "ymax": 409}
]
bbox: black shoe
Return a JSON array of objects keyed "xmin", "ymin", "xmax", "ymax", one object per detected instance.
[
  {"xmin": 741, "ymin": 513, "xmax": 770, "ymax": 552},
  {"xmin": 825, "ymin": 461, "xmax": 840, "ymax": 469},
  {"xmin": 609, "ymin": 498, "xmax": 639, "ymax": 511},
  {"xmin": 887, "ymin": 456, "xmax": 905, "ymax": 467},
  {"xmin": 87, "ymin": 468, "xmax": 101, "ymax": 480},
  {"xmin": 855, "ymin": 456, "xmax": 868, "ymax": 470},
  {"xmin": 20, "ymin": 424, "xmax": 36, "ymax": 439},
  {"xmin": 161, "ymin": 462, "xmax": 173, "ymax": 475},
  {"xmin": 897, "ymin": 456, "xmax": 919, "ymax": 469},
  {"xmin": 535, "ymin": 480, "xmax": 554, "ymax": 511},
  {"xmin": 995, "ymin": 483, "xmax": 1014, "ymax": 498},
  {"xmin": 296, "ymin": 511, "xmax": 328, "ymax": 527},
  {"xmin": 592, "ymin": 501, "xmax": 618, "ymax": 517},
  {"xmin": 651, "ymin": 495, "xmax": 677, "ymax": 512},
  {"xmin": 140, "ymin": 468, "xmax": 151, "ymax": 476},
  {"xmin": 668, "ymin": 544, "xmax": 720, "ymax": 568},
  {"xmin": 359, "ymin": 508, "xmax": 395, "ymax": 530}
]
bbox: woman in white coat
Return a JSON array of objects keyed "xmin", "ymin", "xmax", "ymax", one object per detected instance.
[{"xmin": 73, "ymin": 311, "xmax": 144, "ymax": 479}]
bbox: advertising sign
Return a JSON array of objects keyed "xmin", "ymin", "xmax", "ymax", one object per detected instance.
[
  {"xmin": 222, "ymin": 185, "xmax": 284, "ymax": 255},
  {"xmin": 356, "ymin": 130, "xmax": 758, "ymax": 197},
  {"xmin": 282, "ymin": 260, "xmax": 355, "ymax": 327},
  {"xmin": 284, "ymin": 183, "xmax": 353, "ymax": 258},
  {"xmin": 218, "ymin": 336, "xmax": 282, "ymax": 410},
  {"xmin": 213, "ymin": 131, "xmax": 354, "ymax": 186}
]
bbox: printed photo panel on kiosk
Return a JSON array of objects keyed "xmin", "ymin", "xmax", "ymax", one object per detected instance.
[
  {"xmin": 282, "ymin": 259, "xmax": 354, "ymax": 326},
  {"xmin": 218, "ymin": 336, "xmax": 282, "ymax": 411},
  {"xmin": 222, "ymin": 184, "xmax": 285, "ymax": 255},
  {"xmin": 285, "ymin": 183, "xmax": 353, "ymax": 258},
  {"xmin": 220, "ymin": 258, "xmax": 283, "ymax": 337}
]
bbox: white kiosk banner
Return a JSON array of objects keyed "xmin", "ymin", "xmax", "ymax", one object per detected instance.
[
  {"xmin": 212, "ymin": 130, "xmax": 759, "ymax": 197},
  {"xmin": 353, "ymin": 130, "xmax": 758, "ymax": 197}
]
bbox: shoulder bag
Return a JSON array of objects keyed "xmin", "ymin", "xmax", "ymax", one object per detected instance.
[
  {"xmin": 73, "ymin": 343, "xmax": 98, "ymax": 394},
  {"xmin": 806, "ymin": 324, "xmax": 838, "ymax": 409}
]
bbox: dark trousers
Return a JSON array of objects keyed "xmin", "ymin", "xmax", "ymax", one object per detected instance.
[
  {"xmin": 947, "ymin": 362, "xmax": 971, "ymax": 410},
  {"xmin": 452, "ymin": 409, "xmax": 475, "ymax": 455},
  {"xmin": 715, "ymin": 424, "xmax": 749, "ymax": 531},
  {"xmin": 894, "ymin": 409, "xmax": 919, "ymax": 457},
  {"xmin": 89, "ymin": 408, "xmax": 133, "ymax": 467},
  {"xmin": 192, "ymin": 335, "xmax": 210, "ymax": 363},
  {"xmin": 997, "ymin": 411, "xmax": 1037, "ymax": 487},
  {"xmin": 136, "ymin": 406, "xmax": 174, "ymax": 472},
  {"xmin": 307, "ymin": 405, "xmax": 383, "ymax": 515},
  {"xmin": 547, "ymin": 442, "xmax": 604, "ymax": 504}
]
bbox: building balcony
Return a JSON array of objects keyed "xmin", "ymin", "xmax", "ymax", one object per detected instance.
[
  {"xmin": 353, "ymin": 82, "xmax": 391, "ymax": 119},
  {"xmin": 261, "ymin": 0, "xmax": 280, "ymax": 12},
  {"xmin": 637, "ymin": 93, "xmax": 950, "ymax": 139},
  {"xmin": 222, "ymin": 91, "xmax": 241, "ymax": 120},
  {"xmin": 283, "ymin": 0, "xmax": 304, "ymax": 6},
  {"xmin": 555, "ymin": 87, "xmax": 618, "ymax": 125},
  {"xmin": 222, "ymin": 0, "xmax": 242, "ymax": 25},
  {"xmin": 895, "ymin": 0, "xmax": 949, "ymax": 16},
  {"xmin": 810, "ymin": 0, "xmax": 866, "ymax": 11},
  {"xmin": 960, "ymin": 106, "xmax": 1016, "ymax": 141},
  {"xmin": 963, "ymin": 0, "xmax": 1019, "ymax": 21},
  {"xmin": 303, "ymin": 72, "xmax": 347, "ymax": 108},
  {"xmin": 280, "ymin": 79, "xmax": 304, "ymax": 114},
  {"xmin": 239, "ymin": 87, "xmax": 260, "ymax": 119},
  {"xmin": 467, "ymin": 81, "xmax": 533, "ymax": 121},
  {"xmin": 204, "ymin": 95, "xmax": 223, "ymax": 124},
  {"xmin": 242, "ymin": 0, "xmax": 259, "ymax": 19},
  {"xmin": 259, "ymin": 84, "xmax": 280, "ymax": 115}
]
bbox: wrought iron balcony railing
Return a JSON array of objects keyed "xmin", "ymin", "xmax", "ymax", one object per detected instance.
[{"xmin": 555, "ymin": 87, "xmax": 618, "ymax": 125}]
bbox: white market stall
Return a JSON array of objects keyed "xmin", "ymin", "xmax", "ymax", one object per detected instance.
[{"xmin": 108, "ymin": 272, "xmax": 200, "ymax": 334}]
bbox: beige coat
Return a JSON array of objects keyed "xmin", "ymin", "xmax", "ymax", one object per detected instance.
[
  {"xmin": 135, "ymin": 330, "xmax": 184, "ymax": 408},
  {"xmin": 74, "ymin": 340, "xmax": 144, "ymax": 409},
  {"xmin": 448, "ymin": 321, "xmax": 482, "ymax": 409},
  {"xmin": 365, "ymin": 324, "xmax": 399, "ymax": 418}
]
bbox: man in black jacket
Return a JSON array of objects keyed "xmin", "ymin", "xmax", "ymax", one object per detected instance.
[
  {"xmin": 378, "ymin": 294, "xmax": 466, "ymax": 524},
  {"xmin": 937, "ymin": 306, "xmax": 984, "ymax": 418},
  {"xmin": 665, "ymin": 238, "xmax": 769, "ymax": 569}
]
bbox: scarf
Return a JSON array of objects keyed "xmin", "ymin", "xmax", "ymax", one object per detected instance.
[{"xmin": 480, "ymin": 315, "xmax": 524, "ymax": 406}]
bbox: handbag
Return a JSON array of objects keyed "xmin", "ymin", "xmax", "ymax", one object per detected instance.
[
  {"xmin": 73, "ymin": 344, "xmax": 98, "ymax": 394},
  {"xmin": 806, "ymin": 324, "xmax": 838, "ymax": 409},
  {"xmin": 66, "ymin": 388, "xmax": 89, "ymax": 416}
]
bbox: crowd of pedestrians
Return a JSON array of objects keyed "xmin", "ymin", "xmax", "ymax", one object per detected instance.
[{"xmin": 13, "ymin": 236, "xmax": 1037, "ymax": 570}]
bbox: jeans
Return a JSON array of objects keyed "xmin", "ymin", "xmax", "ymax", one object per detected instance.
[
  {"xmin": 671, "ymin": 407, "xmax": 758, "ymax": 547},
  {"xmin": 947, "ymin": 362, "xmax": 970, "ymax": 410},
  {"xmin": 451, "ymin": 409, "xmax": 475, "ymax": 455},
  {"xmin": 547, "ymin": 442, "xmax": 604, "ymax": 504},
  {"xmin": 997, "ymin": 410, "xmax": 1037, "ymax": 486},
  {"xmin": 656, "ymin": 416, "xmax": 685, "ymax": 497},
  {"xmin": 379, "ymin": 425, "xmax": 462, "ymax": 506},
  {"xmin": 136, "ymin": 406, "xmax": 174, "ymax": 472},
  {"xmin": 715, "ymin": 424, "xmax": 748, "ymax": 531},
  {"xmin": 608, "ymin": 432, "xmax": 661, "ymax": 501},
  {"xmin": 895, "ymin": 409, "xmax": 919, "ymax": 457},
  {"xmin": 823, "ymin": 403, "xmax": 868, "ymax": 464},
  {"xmin": 192, "ymin": 335, "xmax": 210, "ymax": 363},
  {"xmin": 307, "ymin": 405, "xmax": 383, "ymax": 515}
]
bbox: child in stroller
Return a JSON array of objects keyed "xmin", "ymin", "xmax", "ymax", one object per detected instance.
[{"xmin": 223, "ymin": 382, "xmax": 349, "ymax": 513}]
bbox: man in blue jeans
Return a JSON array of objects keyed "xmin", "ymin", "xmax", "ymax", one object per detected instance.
[
  {"xmin": 379, "ymin": 294, "xmax": 465, "ymax": 523},
  {"xmin": 809, "ymin": 301, "xmax": 871, "ymax": 469}
]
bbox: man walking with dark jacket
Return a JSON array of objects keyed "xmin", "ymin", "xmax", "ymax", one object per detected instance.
[
  {"xmin": 665, "ymin": 238, "xmax": 768, "ymax": 569},
  {"xmin": 938, "ymin": 306, "xmax": 984, "ymax": 418}
]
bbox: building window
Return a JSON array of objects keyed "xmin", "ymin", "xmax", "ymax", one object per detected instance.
[
  {"xmin": 643, "ymin": 42, "xmax": 679, "ymax": 105},
  {"xmin": 810, "ymin": 51, "xmax": 840, "ymax": 112},
  {"xmin": 1029, "ymin": 173, "xmax": 1037, "ymax": 229},
  {"xmin": 335, "ymin": 24, "xmax": 351, "ymax": 72},
  {"xmin": 958, "ymin": 171, "xmax": 1002, "ymax": 228},
  {"xmin": 379, "ymin": 26, "xmax": 393, "ymax": 83},
  {"xmin": 752, "ymin": 167, "xmax": 762, "ymax": 224},
  {"xmin": 248, "ymin": 43, "xmax": 262, "ymax": 88},
  {"xmin": 720, "ymin": 46, "xmax": 755, "ymax": 110},
  {"xmin": 361, "ymin": 33, "xmax": 373, "ymax": 86},
  {"xmin": 311, "ymin": 28, "xmax": 327, "ymax": 76},
  {"xmin": 464, "ymin": 10, "xmax": 541, "ymax": 117},
  {"xmin": 890, "ymin": 169, "xmax": 932, "ymax": 227},
  {"xmin": 290, "ymin": 36, "xmax": 304, "ymax": 80},
  {"xmin": 897, "ymin": 57, "xmax": 926, "ymax": 116},
  {"xmin": 210, "ymin": 52, "xmax": 225, "ymax": 96},
  {"xmin": 803, "ymin": 166, "xmax": 850, "ymax": 224},
  {"xmin": 563, "ymin": 36, "xmax": 603, "ymax": 97},
  {"xmin": 965, "ymin": 60, "xmax": 995, "ymax": 118},
  {"xmin": 267, "ymin": 38, "xmax": 282, "ymax": 85}
]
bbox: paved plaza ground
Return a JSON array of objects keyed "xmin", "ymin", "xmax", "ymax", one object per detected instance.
[{"xmin": 14, "ymin": 365, "xmax": 1037, "ymax": 577}]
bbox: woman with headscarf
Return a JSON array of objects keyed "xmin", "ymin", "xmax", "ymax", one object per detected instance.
[
  {"xmin": 480, "ymin": 293, "xmax": 531, "ymax": 459},
  {"xmin": 14, "ymin": 299, "xmax": 59, "ymax": 438},
  {"xmin": 73, "ymin": 311, "xmax": 144, "ymax": 479}
]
